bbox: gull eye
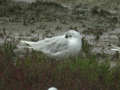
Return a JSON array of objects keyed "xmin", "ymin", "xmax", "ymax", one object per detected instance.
[
  {"xmin": 65, "ymin": 34, "xmax": 72, "ymax": 38},
  {"xmin": 65, "ymin": 34, "xmax": 69, "ymax": 38}
]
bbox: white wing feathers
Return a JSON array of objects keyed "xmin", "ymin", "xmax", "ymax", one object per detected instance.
[
  {"xmin": 18, "ymin": 30, "xmax": 82, "ymax": 58},
  {"xmin": 20, "ymin": 40, "xmax": 37, "ymax": 46},
  {"xmin": 111, "ymin": 44, "xmax": 120, "ymax": 52},
  {"xmin": 19, "ymin": 35, "xmax": 69, "ymax": 56}
]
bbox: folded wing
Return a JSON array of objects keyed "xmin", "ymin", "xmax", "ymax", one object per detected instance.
[{"xmin": 18, "ymin": 35, "xmax": 69, "ymax": 56}]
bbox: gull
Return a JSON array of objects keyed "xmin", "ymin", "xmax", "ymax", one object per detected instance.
[
  {"xmin": 48, "ymin": 87, "xmax": 58, "ymax": 90},
  {"xmin": 18, "ymin": 30, "xmax": 82, "ymax": 58},
  {"xmin": 111, "ymin": 44, "xmax": 120, "ymax": 52}
]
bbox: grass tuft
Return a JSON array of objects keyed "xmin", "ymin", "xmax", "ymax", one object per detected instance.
[{"xmin": 0, "ymin": 41, "xmax": 120, "ymax": 90}]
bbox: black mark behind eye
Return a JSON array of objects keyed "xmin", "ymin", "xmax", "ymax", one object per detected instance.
[
  {"xmin": 65, "ymin": 34, "xmax": 69, "ymax": 38},
  {"xmin": 65, "ymin": 34, "xmax": 72, "ymax": 38}
]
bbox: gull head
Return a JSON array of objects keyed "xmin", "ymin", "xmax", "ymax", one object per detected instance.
[
  {"xmin": 63, "ymin": 30, "xmax": 82, "ymax": 57},
  {"xmin": 65, "ymin": 30, "xmax": 82, "ymax": 39}
]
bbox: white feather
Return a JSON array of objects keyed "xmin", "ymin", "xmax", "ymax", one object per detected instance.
[
  {"xmin": 111, "ymin": 48, "xmax": 120, "ymax": 52},
  {"xmin": 48, "ymin": 87, "xmax": 58, "ymax": 90},
  {"xmin": 111, "ymin": 44, "xmax": 120, "ymax": 52},
  {"xmin": 18, "ymin": 30, "xmax": 82, "ymax": 58}
]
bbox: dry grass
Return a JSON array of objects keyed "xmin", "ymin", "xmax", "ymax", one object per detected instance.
[
  {"xmin": 0, "ymin": 41, "xmax": 120, "ymax": 90},
  {"xmin": 0, "ymin": 0, "xmax": 120, "ymax": 89}
]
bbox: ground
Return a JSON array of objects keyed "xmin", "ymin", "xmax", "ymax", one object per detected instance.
[
  {"xmin": 0, "ymin": 0, "xmax": 120, "ymax": 55},
  {"xmin": 0, "ymin": 0, "xmax": 120, "ymax": 90}
]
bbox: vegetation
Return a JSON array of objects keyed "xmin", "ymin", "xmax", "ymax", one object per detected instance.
[
  {"xmin": 0, "ymin": 0, "xmax": 120, "ymax": 89},
  {"xmin": 0, "ymin": 40, "xmax": 120, "ymax": 90}
]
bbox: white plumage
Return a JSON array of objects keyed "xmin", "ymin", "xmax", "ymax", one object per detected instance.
[
  {"xmin": 48, "ymin": 87, "xmax": 58, "ymax": 90},
  {"xmin": 111, "ymin": 44, "xmax": 120, "ymax": 52},
  {"xmin": 18, "ymin": 30, "xmax": 82, "ymax": 58}
]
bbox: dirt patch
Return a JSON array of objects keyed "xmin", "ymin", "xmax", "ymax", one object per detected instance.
[{"xmin": 0, "ymin": 0, "xmax": 120, "ymax": 56}]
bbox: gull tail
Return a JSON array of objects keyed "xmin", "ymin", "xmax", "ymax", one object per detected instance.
[
  {"xmin": 20, "ymin": 40, "xmax": 36, "ymax": 46},
  {"xmin": 18, "ymin": 40, "xmax": 36, "ymax": 49}
]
